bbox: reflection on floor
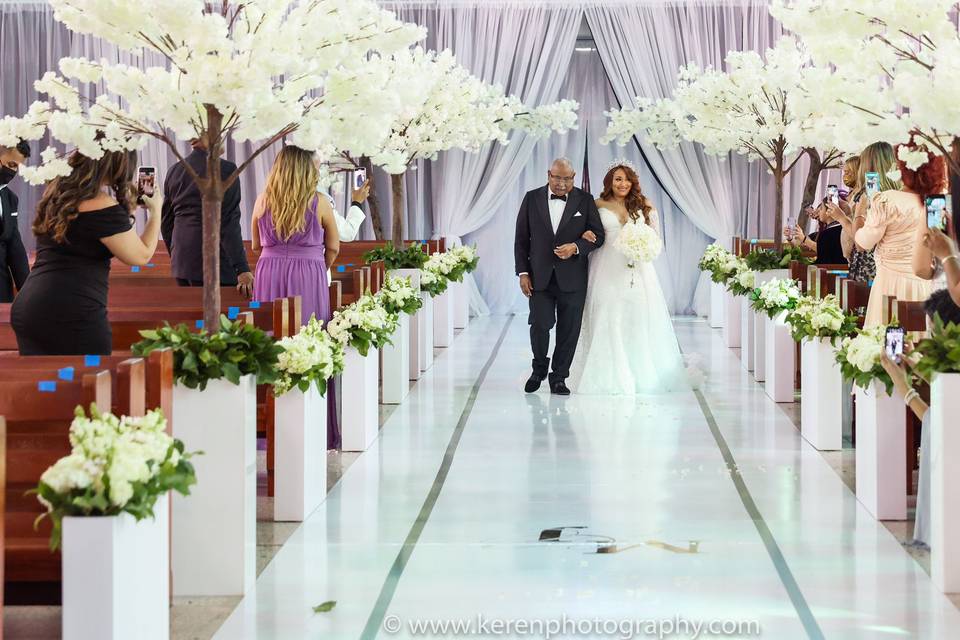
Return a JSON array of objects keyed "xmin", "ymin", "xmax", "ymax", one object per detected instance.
[{"xmin": 6, "ymin": 318, "xmax": 959, "ymax": 639}]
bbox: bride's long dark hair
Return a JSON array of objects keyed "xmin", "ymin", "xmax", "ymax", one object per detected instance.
[{"xmin": 600, "ymin": 164, "xmax": 653, "ymax": 224}]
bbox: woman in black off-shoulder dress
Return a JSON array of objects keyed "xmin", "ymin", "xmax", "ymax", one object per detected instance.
[{"xmin": 11, "ymin": 148, "xmax": 161, "ymax": 355}]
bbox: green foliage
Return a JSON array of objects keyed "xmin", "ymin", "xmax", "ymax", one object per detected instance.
[
  {"xmin": 362, "ymin": 242, "xmax": 428, "ymax": 269},
  {"xmin": 133, "ymin": 315, "xmax": 282, "ymax": 390},
  {"xmin": 834, "ymin": 327, "xmax": 894, "ymax": 395},
  {"xmin": 915, "ymin": 315, "xmax": 960, "ymax": 380},
  {"xmin": 313, "ymin": 601, "xmax": 337, "ymax": 613},
  {"xmin": 744, "ymin": 246, "xmax": 811, "ymax": 271},
  {"xmin": 785, "ymin": 295, "xmax": 858, "ymax": 343}
]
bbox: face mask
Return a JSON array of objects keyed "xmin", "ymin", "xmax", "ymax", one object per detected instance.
[{"xmin": 0, "ymin": 166, "xmax": 16, "ymax": 186}]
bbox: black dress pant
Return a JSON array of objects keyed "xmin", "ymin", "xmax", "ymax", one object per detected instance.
[{"xmin": 528, "ymin": 272, "xmax": 586, "ymax": 384}]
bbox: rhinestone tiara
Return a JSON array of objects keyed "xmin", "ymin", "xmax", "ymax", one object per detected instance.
[{"xmin": 603, "ymin": 158, "xmax": 640, "ymax": 176}]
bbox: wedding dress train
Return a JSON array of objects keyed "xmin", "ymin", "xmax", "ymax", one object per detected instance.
[{"xmin": 568, "ymin": 207, "xmax": 688, "ymax": 395}]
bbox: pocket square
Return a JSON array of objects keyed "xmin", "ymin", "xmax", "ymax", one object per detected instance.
[
  {"xmin": 573, "ymin": 212, "xmax": 582, "ymax": 217},
  {"xmin": 10, "ymin": 211, "xmax": 17, "ymax": 217}
]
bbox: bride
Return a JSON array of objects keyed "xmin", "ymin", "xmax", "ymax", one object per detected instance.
[{"xmin": 568, "ymin": 161, "xmax": 688, "ymax": 395}]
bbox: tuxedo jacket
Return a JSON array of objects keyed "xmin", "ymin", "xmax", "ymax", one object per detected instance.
[
  {"xmin": 160, "ymin": 149, "xmax": 249, "ymax": 284},
  {"xmin": 514, "ymin": 186, "xmax": 605, "ymax": 292},
  {"xmin": 0, "ymin": 185, "xmax": 30, "ymax": 302}
]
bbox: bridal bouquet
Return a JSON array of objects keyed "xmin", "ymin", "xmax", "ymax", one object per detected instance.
[
  {"xmin": 834, "ymin": 326, "xmax": 895, "ymax": 394},
  {"xmin": 784, "ymin": 295, "xmax": 858, "ymax": 343},
  {"xmin": 375, "ymin": 275, "xmax": 423, "ymax": 316},
  {"xmin": 749, "ymin": 277, "xmax": 802, "ymax": 319},
  {"xmin": 275, "ymin": 317, "xmax": 345, "ymax": 396},
  {"xmin": 614, "ymin": 219, "xmax": 662, "ymax": 266},
  {"xmin": 35, "ymin": 405, "xmax": 198, "ymax": 550},
  {"xmin": 326, "ymin": 293, "xmax": 397, "ymax": 356}
]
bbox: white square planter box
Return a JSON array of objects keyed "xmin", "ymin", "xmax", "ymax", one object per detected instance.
[
  {"xmin": 710, "ymin": 281, "xmax": 725, "ymax": 329},
  {"xmin": 453, "ymin": 279, "xmax": 469, "ymax": 329},
  {"xmin": 63, "ymin": 494, "xmax": 169, "ymax": 640},
  {"xmin": 753, "ymin": 269, "xmax": 789, "ymax": 383},
  {"xmin": 420, "ymin": 293, "xmax": 434, "ymax": 372},
  {"xmin": 854, "ymin": 382, "xmax": 906, "ymax": 520},
  {"xmin": 382, "ymin": 313, "xmax": 410, "ymax": 405},
  {"xmin": 931, "ymin": 373, "xmax": 960, "ymax": 593},
  {"xmin": 724, "ymin": 290, "xmax": 741, "ymax": 348},
  {"xmin": 433, "ymin": 288, "xmax": 454, "ymax": 348},
  {"xmin": 764, "ymin": 312, "xmax": 795, "ymax": 403},
  {"xmin": 741, "ymin": 296, "xmax": 755, "ymax": 371},
  {"xmin": 172, "ymin": 376, "xmax": 256, "ymax": 596},
  {"xmin": 389, "ymin": 269, "xmax": 421, "ymax": 380},
  {"xmin": 274, "ymin": 386, "xmax": 327, "ymax": 522},
  {"xmin": 800, "ymin": 338, "xmax": 844, "ymax": 450},
  {"xmin": 342, "ymin": 345, "xmax": 379, "ymax": 452}
]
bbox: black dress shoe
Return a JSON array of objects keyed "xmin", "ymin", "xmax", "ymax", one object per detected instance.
[
  {"xmin": 524, "ymin": 375, "xmax": 544, "ymax": 393},
  {"xmin": 550, "ymin": 381, "xmax": 571, "ymax": 396}
]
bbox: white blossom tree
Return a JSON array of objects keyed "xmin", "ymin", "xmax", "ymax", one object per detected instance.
[
  {"xmin": 603, "ymin": 40, "xmax": 842, "ymax": 252},
  {"xmin": 772, "ymin": 0, "xmax": 958, "ymax": 172},
  {"xmin": 322, "ymin": 48, "xmax": 579, "ymax": 246},
  {"xmin": 0, "ymin": 0, "xmax": 425, "ymax": 330}
]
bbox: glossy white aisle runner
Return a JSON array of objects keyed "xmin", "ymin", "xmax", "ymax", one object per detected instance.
[{"xmin": 215, "ymin": 317, "xmax": 960, "ymax": 639}]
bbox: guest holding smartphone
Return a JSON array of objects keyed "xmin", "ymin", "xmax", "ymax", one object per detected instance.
[{"xmin": 0, "ymin": 140, "xmax": 32, "ymax": 303}]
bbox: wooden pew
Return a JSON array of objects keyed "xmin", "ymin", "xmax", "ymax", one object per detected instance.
[
  {"xmin": 842, "ymin": 279, "xmax": 871, "ymax": 327},
  {"xmin": 2, "ymin": 369, "xmax": 113, "ymax": 604},
  {"xmin": 807, "ymin": 264, "xmax": 848, "ymax": 298},
  {"xmin": 899, "ymin": 300, "xmax": 929, "ymax": 497}
]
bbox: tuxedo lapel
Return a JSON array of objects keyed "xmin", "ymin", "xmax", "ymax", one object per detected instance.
[
  {"xmin": 535, "ymin": 186, "xmax": 554, "ymax": 239},
  {"xmin": 556, "ymin": 189, "xmax": 581, "ymax": 234}
]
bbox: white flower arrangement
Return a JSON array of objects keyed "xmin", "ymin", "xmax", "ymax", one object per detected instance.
[
  {"xmin": 275, "ymin": 317, "xmax": 345, "ymax": 396},
  {"xmin": 326, "ymin": 293, "xmax": 397, "ymax": 356},
  {"xmin": 613, "ymin": 219, "xmax": 663, "ymax": 267},
  {"xmin": 35, "ymin": 405, "xmax": 198, "ymax": 550},
  {"xmin": 785, "ymin": 295, "xmax": 857, "ymax": 342},
  {"xmin": 835, "ymin": 325, "xmax": 895, "ymax": 394},
  {"xmin": 448, "ymin": 244, "xmax": 480, "ymax": 274},
  {"xmin": 749, "ymin": 277, "xmax": 802, "ymax": 318},
  {"xmin": 375, "ymin": 275, "xmax": 423, "ymax": 316}
]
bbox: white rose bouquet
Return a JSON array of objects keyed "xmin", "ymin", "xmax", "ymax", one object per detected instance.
[
  {"xmin": 749, "ymin": 277, "xmax": 802, "ymax": 318},
  {"xmin": 614, "ymin": 219, "xmax": 663, "ymax": 268},
  {"xmin": 420, "ymin": 255, "xmax": 452, "ymax": 297},
  {"xmin": 726, "ymin": 260, "xmax": 756, "ymax": 296},
  {"xmin": 449, "ymin": 245, "xmax": 480, "ymax": 275},
  {"xmin": 326, "ymin": 293, "xmax": 398, "ymax": 356},
  {"xmin": 275, "ymin": 316, "xmax": 345, "ymax": 396},
  {"xmin": 698, "ymin": 243, "xmax": 729, "ymax": 275},
  {"xmin": 375, "ymin": 275, "xmax": 423, "ymax": 316},
  {"xmin": 785, "ymin": 294, "xmax": 857, "ymax": 343},
  {"xmin": 35, "ymin": 405, "xmax": 198, "ymax": 550},
  {"xmin": 835, "ymin": 325, "xmax": 895, "ymax": 394}
]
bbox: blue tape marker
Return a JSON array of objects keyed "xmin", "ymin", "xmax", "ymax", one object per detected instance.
[
  {"xmin": 750, "ymin": 239, "xmax": 758, "ymax": 245},
  {"xmin": 84, "ymin": 355, "xmax": 101, "ymax": 367},
  {"xmin": 249, "ymin": 301, "xmax": 261, "ymax": 309},
  {"xmin": 868, "ymin": 280, "xmax": 875, "ymax": 287},
  {"xmin": 196, "ymin": 320, "xmax": 205, "ymax": 329},
  {"xmin": 337, "ymin": 265, "xmax": 346, "ymax": 272},
  {"xmin": 227, "ymin": 306, "xmax": 240, "ymax": 319},
  {"xmin": 57, "ymin": 367, "xmax": 75, "ymax": 381},
  {"xmin": 131, "ymin": 266, "xmax": 141, "ymax": 273},
  {"xmin": 38, "ymin": 381, "xmax": 57, "ymax": 392}
]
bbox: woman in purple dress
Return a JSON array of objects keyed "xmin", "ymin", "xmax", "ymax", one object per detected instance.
[{"xmin": 252, "ymin": 145, "xmax": 341, "ymax": 448}]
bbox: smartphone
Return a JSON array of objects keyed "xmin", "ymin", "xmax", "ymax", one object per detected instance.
[
  {"xmin": 137, "ymin": 166, "xmax": 156, "ymax": 205},
  {"xmin": 352, "ymin": 167, "xmax": 367, "ymax": 191},
  {"xmin": 925, "ymin": 194, "xmax": 949, "ymax": 231},
  {"xmin": 885, "ymin": 326, "xmax": 905, "ymax": 365},
  {"xmin": 827, "ymin": 184, "xmax": 839, "ymax": 205},
  {"xmin": 865, "ymin": 172, "xmax": 880, "ymax": 199}
]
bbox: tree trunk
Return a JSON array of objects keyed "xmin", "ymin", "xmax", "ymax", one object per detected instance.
[
  {"xmin": 361, "ymin": 157, "xmax": 384, "ymax": 241},
  {"xmin": 202, "ymin": 106, "xmax": 225, "ymax": 332},
  {"xmin": 773, "ymin": 168, "xmax": 785, "ymax": 254},
  {"xmin": 391, "ymin": 172, "xmax": 404, "ymax": 248},
  {"xmin": 797, "ymin": 148, "xmax": 823, "ymax": 232}
]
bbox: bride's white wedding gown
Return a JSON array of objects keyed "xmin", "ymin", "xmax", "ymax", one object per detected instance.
[{"xmin": 568, "ymin": 207, "xmax": 687, "ymax": 395}]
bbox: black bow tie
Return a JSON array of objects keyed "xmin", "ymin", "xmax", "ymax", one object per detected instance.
[{"xmin": 550, "ymin": 194, "xmax": 567, "ymax": 202}]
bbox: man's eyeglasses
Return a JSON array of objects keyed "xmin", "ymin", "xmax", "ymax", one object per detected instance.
[{"xmin": 548, "ymin": 172, "xmax": 575, "ymax": 183}]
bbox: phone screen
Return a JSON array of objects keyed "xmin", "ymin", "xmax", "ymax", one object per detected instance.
[
  {"xmin": 827, "ymin": 184, "xmax": 839, "ymax": 205},
  {"xmin": 926, "ymin": 194, "xmax": 949, "ymax": 231},
  {"xmin": 865, "ymin": 172, "xmax": 880, "ymax": 199},
  {"xmin": 353, "ymin": 168, "xmax": 367, "ymax": 190},
  {"xmin": 137, "ymin": 167, "xmax": 156, "ymax": 204},
  {"xmin": 885, "ymin": 327, "xmax": 905, "ymax": 364}
]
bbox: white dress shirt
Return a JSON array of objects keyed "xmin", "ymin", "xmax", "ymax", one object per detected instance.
[
  {"xmin": 335, "ymin": 204, "xmax": 365, "ymax": 242},
  {"xmin": 548, "ymin": 192, "xmax": 566, "ymax": 234}
]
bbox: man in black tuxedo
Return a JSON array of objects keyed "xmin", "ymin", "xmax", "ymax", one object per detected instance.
[
  {"xmin": 514, "ymin": 158, "xmax": 605, "ymax": 395},
  {"xmin": 161, "ymin": 138, "xmax": 253, "ymax": 298},
  {"xmin": 0, "ymin": 140, "xmax": 31, "ymax": 303}
]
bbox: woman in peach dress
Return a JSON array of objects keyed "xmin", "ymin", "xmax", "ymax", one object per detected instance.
[{"xmin": 855, "ymin": 148, "xmax": 945, "ymax": 328}]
